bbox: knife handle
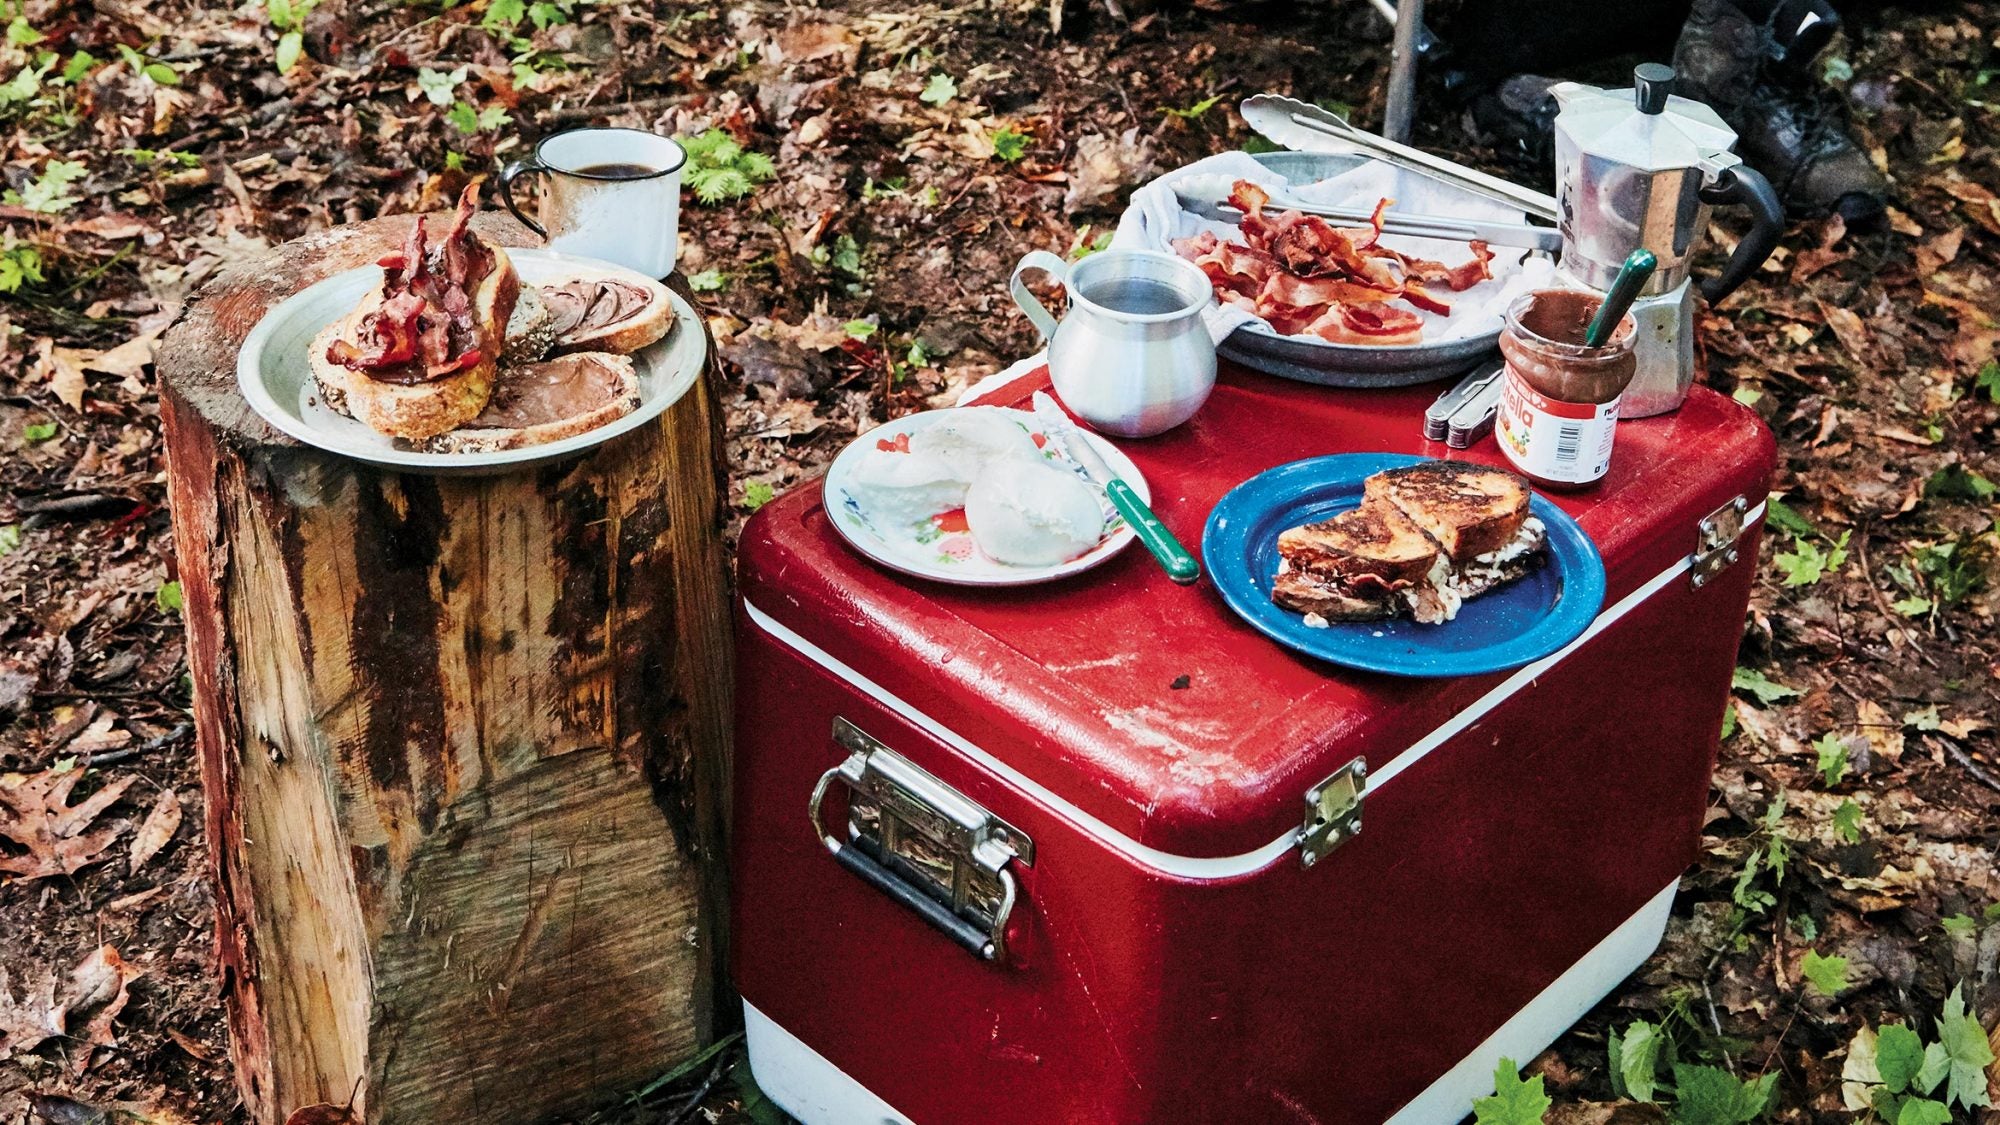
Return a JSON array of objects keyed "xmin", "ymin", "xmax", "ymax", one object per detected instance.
[{"xmin": 1107, "ymin": 479, "xmax": 1200, "ymax": 585}]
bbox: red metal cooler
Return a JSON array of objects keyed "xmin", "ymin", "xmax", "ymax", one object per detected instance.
[{"xmin": 731, "ymin": 360, "xmax": 1774, "ymax": 1125}]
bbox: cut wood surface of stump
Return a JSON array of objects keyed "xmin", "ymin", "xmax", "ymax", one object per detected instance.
[{"xmin": 156, "ymin": 213, "xmax": 732, "ymax": 1125}]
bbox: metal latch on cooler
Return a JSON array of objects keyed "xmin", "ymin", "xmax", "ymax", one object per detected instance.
[
  {"xmin": 1300, "ymin": 757, "xmax": 1366, "ymax": 867},
  {"xmin": 1692, "ymin": 495, "xmax": 1751, "ymax": 589},
  {"xmin": 811, "ymin": 717, "xmax": 1033, "ymax": 961}
]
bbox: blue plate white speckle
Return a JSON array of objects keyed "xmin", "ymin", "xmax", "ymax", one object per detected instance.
[{"xmin": 1202, "ymin": 454, "xmax": 1606, "ymax": 678}]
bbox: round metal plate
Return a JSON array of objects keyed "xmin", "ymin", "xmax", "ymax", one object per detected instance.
[{"xmin": 237, "ymin": 248, "xmax": 706, "ymax": 475}]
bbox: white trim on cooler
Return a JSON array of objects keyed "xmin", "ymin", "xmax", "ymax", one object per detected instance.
[
  {"xmin": 741, "ymin": 501, "xmax": 1759, "ymax": 881},
  {"xmin": 742, "ymin": 879, "xmax": 1680, "ymax": 1125}
]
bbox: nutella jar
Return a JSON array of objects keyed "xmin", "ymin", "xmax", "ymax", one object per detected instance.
[{"xmin": 1495, "ymin": 289, "xmax": 1638, "ymax": 489}]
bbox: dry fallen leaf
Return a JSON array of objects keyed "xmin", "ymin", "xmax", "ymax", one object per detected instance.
[
  {"xmin": 127, "ymin": 788, "xmax": 182, "ymax": 874},
  {"xmin": 0, "ymin": 768, "xmax": 136, "ymax": 882},
  {"xmin": 1818, "ymin": 298, "xmax": 1871, "ymax": 362},
  {"xmin": 1855, "ymin": 699, "xmax": 1905, "ymax": 766},
  {"xmin": 46, "ymin": 348, "xmax": 88, "ymax": 412},
  {"xmin": 0, "ymin": 966, "xmax": 62, "ymax": 1059},
  {"xmin": 63, "ymin": 945, "xmax": 142, "ymax": 1074}
]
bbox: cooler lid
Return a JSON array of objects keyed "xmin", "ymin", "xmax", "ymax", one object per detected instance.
[{"xmin": 739, "ymin": 361, "xmax": 1773, "ymax": 870}]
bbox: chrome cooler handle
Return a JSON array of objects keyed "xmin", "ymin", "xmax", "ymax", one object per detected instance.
[{"xmin": 809, "ymin": 718, "xmax": 1033, "ymax": 962}]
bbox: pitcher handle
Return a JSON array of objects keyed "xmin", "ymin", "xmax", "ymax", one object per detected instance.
[{"xmin": 1008, "ymin": 250, "xmax": 1070, "ymax": 343}]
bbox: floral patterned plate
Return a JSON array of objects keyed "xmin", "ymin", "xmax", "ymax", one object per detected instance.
[{"xmin": 823, "ymin": 407, "xmax": 1150, "ymax": 587}]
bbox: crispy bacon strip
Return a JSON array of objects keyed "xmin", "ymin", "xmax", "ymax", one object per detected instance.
[
  {"xmin": 1168, "ymin": 180, "xmax": 1499, "ymax": 346},
  {"xmin": 326, "ymin": 184, "xmax": 497, "ymax": 384}
]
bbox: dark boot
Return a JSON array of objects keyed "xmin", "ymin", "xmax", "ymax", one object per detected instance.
[
  {"xmin": 1673, "ymin": 0, "xmax": 1889, "ymax": 223},
  {"xmin": 1462, "ymin": 75, "xmax": 1563, "ymax": 182}
]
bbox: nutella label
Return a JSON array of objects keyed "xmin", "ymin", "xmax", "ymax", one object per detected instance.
[{"xmin": 1497, "ymin": 365, "xmax": 1619, "ymax": 484}]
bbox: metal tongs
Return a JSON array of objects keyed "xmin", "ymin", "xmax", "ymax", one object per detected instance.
[
  {"xmin": 1176, "ymin": 190, "xmax": 1561, "ymax": 253},
  {"xmin": 1239, "ymin": 94, "xmax": 1561, "ymax": 223},
  {"xmin": 1424, "ymin": 360, "xmax": 1505, "ymax": 449}
]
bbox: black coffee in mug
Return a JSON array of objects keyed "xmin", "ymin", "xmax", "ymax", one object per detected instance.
[{"xmin": 574, "ymin": 162, "xmax": 659, "ymax": 179}]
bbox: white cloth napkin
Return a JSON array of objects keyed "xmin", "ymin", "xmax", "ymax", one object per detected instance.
[{"xmin": 1113, "ymin": 151, "xmax": 1554, "ymax": 345}]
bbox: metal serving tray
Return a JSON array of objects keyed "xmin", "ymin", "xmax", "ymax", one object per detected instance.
[{"xmin": 1214, "ymin": 151, "xmax": 1526, "ymax": 389}]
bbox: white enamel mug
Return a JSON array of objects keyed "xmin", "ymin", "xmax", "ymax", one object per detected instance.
[{"xmin": 500, "ymin": 127, "xmax": 686, "ymax": 279}]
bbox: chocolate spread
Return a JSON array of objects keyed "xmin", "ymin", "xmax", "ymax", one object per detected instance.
[
  {"xmin": 461, "ymin": 353, "xmax": 627, "ymax": 430},
  {"xmin": 1497, "ymin": 289, "xmax": 1636, "ymax": 405},
  {"xmin": 540, "ymin": 279, "xmax": 652, "ymax": 340}
]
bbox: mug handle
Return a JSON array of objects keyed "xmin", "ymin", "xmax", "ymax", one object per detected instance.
[
  {"xmin": 498, "ymin": 158, "xmax": 548, "ymax": 239},
  {"xmin": 1008, "ymin": 250, "xmax": 1070, "ymax": 342}
]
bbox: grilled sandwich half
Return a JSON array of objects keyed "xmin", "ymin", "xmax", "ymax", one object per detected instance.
[{"xmin": 1272, "ymin": 461, "xmax": 1548, "ymax": 626}]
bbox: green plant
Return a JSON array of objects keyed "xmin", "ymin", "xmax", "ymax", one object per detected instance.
[
  {"xmin": 1775, "ymin": 528, "xmax": 1849, "ymax": 586},
  {"xmin": 1472, "ymin": 1058, "xmax": 1549, "ymax": 1125},
  {"xmin": 1731, "ymin": 667, "xmax": 1799, "ymax": 706},
  {"xmin": 446, "ymin": 99, "xmax": 510, "ymax": 134},
  {"xmin": 263, "ymin": 0, "xmax": 319, "ymax": 72},
  {"xmin": 1846, "ymin": 987, "xmax": 1994, "ymax": 1121},
  {"xmin": 1608, "ymin": 1021, "xmax": 1779, "ymax": 1122},
  {"xmin": 1814, "ymin": 732, "xmax": 1850, "ymax": 787},
  {"xmin": 918, "ymin": 72, "xmax": 956, "ymax": 106},
  {"xmin": 989, "ymin": 125, "xmax": 1029, "ymax": 162},
  {"xmin": 1731, "ymin": 796, "xmax": 1791, "ymax": 917},
  {"xmin": 1885, "ymin": 529, "xmax": 1991, "ymax": 620},
  {"xmin": 1159, "ymin": 92, "xmax": 1222, "ymax": 120},
  {"xmin": 1975, "ymin": 360, "xmax": 1999, "ymax": 403},
  {"xmin": 1833, "ymin": 798, "xmax": 1864, "ymax": 843},
  {"xmin": 155, "ymin": 581, "xmax": 183, "ymax": 614},
  {"xmin": 681, "ymin": 128, "xmax": 775, "ymax": 204},
  {"xmin": 22, "ymin": 420, "xmax": 58, "ymax": 443},
  {"xmin": 119, "ymin": 146, "xmax": 200, "ymax": 169},
  {"xmin": 1067, "ymin": 226, "xmax": 1113, "ymax": 260},
  {"xmin": 742, "ymin": 481, "xmax": 775, "ymax": 511},
  {"xmin": 1801, "ymin": 949, "xmax": 1849, "ymax": 996},
  {"xmin": 2, "ymin": 158, "xmax": 84, "ymax": 212},
  {"xmin": 0, "ymin": 238, "xmax": 43, "ymax": 293},
  {"xmin": 114, "ymin": 42, "xmax": 179, "ymax": 85},
  {"xmin": 0, "ymin": 524, "xmax": 19, "ymax": 555},
  {"xmin": 687, "ymin": 268, "xmax": 725, "ymax": 293}
]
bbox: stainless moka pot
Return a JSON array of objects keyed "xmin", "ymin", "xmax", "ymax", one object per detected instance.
[{"xmin": 1550, "ymin": 63, "xmax": 1784, "ymax": 416}]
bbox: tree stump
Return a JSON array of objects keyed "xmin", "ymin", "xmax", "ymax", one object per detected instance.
[{"xmin": 157, "ymin": 213, "xmax": 732, "ymax": 1125}]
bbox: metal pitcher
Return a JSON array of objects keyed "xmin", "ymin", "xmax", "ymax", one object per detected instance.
[{"xmin": 1009, "ymin": 249, "xmax": 1217, "ymax": 438}]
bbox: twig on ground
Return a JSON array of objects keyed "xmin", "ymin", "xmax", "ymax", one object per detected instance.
[
  {"xmin": 64, "ymin": 722, "xmax": 191, "ymax": 771},
  {"xmin": 663, "ymin": 1049, "xmax": 735, "ymax": 1125},
  {"xmin": 1940, "ymin": 736, "xmax": 2000, "ymax": 794}
]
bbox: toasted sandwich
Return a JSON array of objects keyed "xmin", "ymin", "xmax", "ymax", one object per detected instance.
[
  {"xmin": 1271, "ymin": 461, "xmax": 1548, "ymax": 627},
  {"xmin": 1367, "ymin": 461, "xmax": 1546, "ymax": 602},
  {"xmin": 1272, "ymin": 501, "xmax": 1444, "ymax": 624}
]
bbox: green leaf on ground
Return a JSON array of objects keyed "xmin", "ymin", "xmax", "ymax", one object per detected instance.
[
  {"xmin": 1671, "ymin": 1064, "xmax": 1777, "ymax": 1125},
  {"xmin": 743, "ymin": 481, "xmax": 775, "ymax": 512},
  {"xmin": 1895, "ymin": 1098, "xmax": 1953, "ymax": 1125},
  {"xmin": 1732, "ymin": 667, "xmax": 1799, "ymax": 706},
  {"xmin": 1472, "ymin": 1059, "xmax": 1549, "ymax": 1125},
  {"xmin": 156, "ymin": 581, "xmax": 184, "ymax": 614},
  {"xmin": 1609, "ymin": 1020, "xmax": 1665, "ymax": 1102},
  {"xmin": 1776, "ymin": 529, "xmax": 1849, "ymax": 586},
  {"xmin": 842, "ymin": 319, "xmax": 876, "ymax": 341},
  {"xmin": 0, "ymin": 524, "xmax": 19, "ymax": 555},
  {"xmin": 1975, "ymin": 360, "xmax": 2000, "ymax": 404},
  {"xmin": 1926, "ymin": 464, "xmax": 1996, "ymax": 500},
  {"xmin": 23, "ymin": 421, "xmax": 58, "ymax": 443},
  {"xmin": 1801, "ymin": 949, "xmax": 1849, "ymax": 996},
  {"xmin": 688, "ymin": 269, "xmax": 725, "ymax": 292},
  {"xmin": 1933, "ymin": 985, "xmax": 1995, "ymax": 1108},
  {"xmin": 1814, "ymin": 733, "xmax": 1850, "ymax": 787},
  {"xmin": 1877, "ymin": 1023, "xmax": 1926, "ymax": 1094},
  {"xmin": 275, "ymin": 30, "xmax": 304, "ymax": 74},
  {"xmin": 1939, "ymin": 915, "xmax": 1976, "ymax": 938},
  {"xmin": 990, "ymin": 126, "xmax": 1029, "ymax": 162},
  {"xmin": 1833, "ymin": 798, "xmax": 1863, "ymax": 843},
  {"xmin": 1765, "ymin": 495, "xmax": 1817, "ymax": 537},
  {"xmin": 919, "ymin": 72, "xmax": 957, "ymax": 105}
]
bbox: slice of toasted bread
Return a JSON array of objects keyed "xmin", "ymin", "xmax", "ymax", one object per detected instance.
[
  {"xmin": 421, "ymin": 351, "xmax": 640, "ymax": 454},
  {"xmin": 1276, "ymin": 501, "xmax": 1442, "ymax": 587},
  {"xmin": 538, "ymin": 263, "xmax": 675, "ymax": 355},
  {"xmin": 310, "ymin": 243, "xmax": 520, "ymax": 442},
  {"xmin": 1364, "ymin": 461, "xmax": 1530, "ymax": 562}
]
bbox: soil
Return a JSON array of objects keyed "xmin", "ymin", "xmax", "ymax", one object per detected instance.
[{"xmin": 0, "ymin": 0, "xmax": 1994, "ymax": 1123}]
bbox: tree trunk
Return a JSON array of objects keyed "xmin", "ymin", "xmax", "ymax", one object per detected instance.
[{"xmin": 157, "ymin": 213, "xmax": 732, "ymax": 1125}]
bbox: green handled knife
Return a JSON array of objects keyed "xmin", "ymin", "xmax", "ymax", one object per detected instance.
[{"xmin": 1032, "ymin": 391, "xmax": 1200, "ymax": 585}]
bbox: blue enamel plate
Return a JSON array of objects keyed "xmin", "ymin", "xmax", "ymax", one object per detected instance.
[{"xmin": 1203, "ymin": 454, "xmax": 1607, "ymax": 678}]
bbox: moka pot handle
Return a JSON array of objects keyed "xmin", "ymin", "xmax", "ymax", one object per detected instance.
[{"xmin": 1697, "ymin": 164, "xmax": 1785, "ymax": 304}]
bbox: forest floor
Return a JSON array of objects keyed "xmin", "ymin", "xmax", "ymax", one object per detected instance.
[{"xmin": 0, "ymin": 0, "xmax": 1995, "ymax": 1122}]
